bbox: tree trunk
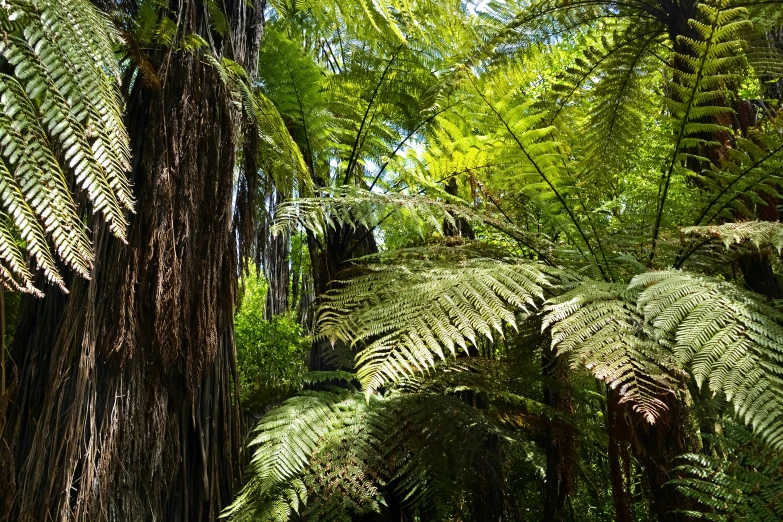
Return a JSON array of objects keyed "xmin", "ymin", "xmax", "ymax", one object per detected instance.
[
  {"xmin": 0, "ymin": 1, "xmax": 262, "ymax": 520},
  {"xmin": 624, "ymin": 391, "xmax": 697, "ymax": 522},
  {"xmin": 541, "ymin": 346, "xmax": 575, "ymax": 522},
  {"xmin": 606, "ymin": 390, "xmax": 634, "ymax": 522},
  {"xmin": 258, "ymin": 185, "xmax": 291, "ymax": 319},
  {"xmin": 306, "ymin": 223, "xmax": 378, "ymax": 371}
]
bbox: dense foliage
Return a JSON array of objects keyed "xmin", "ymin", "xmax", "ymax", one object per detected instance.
[
  {"xmin": 0, "ymin": 0, "xmax": 132, "ymax": 293},
  {"xmin": 235, "ymin": 270, "xmax": 309, "ymax": 408},
  {"xmin": 3, "ymin": 0, "xmax": 783, "ymax": 521}
]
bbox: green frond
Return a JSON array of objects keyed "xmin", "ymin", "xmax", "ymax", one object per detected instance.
[
  {"xmin": 224, "ymin": 390, "xmax": 369, "ymax": 520},
  {"xmin": 272, "ymin": 187, "xmax": 554, "ymax": 261},
  {"xmin": 0, "ymin": 0, "xmax": 132, "ymax": 293},
  {"xmin": 683, "ymin": 221, "xmax": 783, "ymax": 254},
  {"xmin": 544, "ymin": 281, "xmax": 678, "ymax": 423},
  {"xmin": 227, "ymin": 375, "xmax": 537, "ymax": 521},
  {"xmin": 632, "ymin": 270, "xmax": 783, "ymax": 447},
  {"xmin": 257, "ymin": 29, "xmax": 332, "ymax": 177},
  {"xmin": 672, "ymin": 422, "xmax": 783, "ymax": 521},
  {"xmin": 651, "ymin": 2, "xmax": 752, "ymax": 257},
  {"xmin": 255, "ymin": 91, "xmax": 314, "ymax": 198},
  {"xmin": 316, "ymin": 247, "xmax": 555, "ymax": 395},
  {"xmin": 451, "ymin": 64, "xmax": 610, "ymax": 276},
  {"xmin": 689, "ymin": 130, "xmax": 783, "ymax": 228},
  {"xmin": 564, "ymin": 25, "xmax": 665, "ymax": 188}
]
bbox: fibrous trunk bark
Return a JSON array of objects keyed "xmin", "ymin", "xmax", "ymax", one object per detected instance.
[
  {"xmin": 258, "ymin": 185, "xmax": 290, "ymax": 319},
  {"xmin": 307, "ymin": 223, "xmax": 378, "ymax": 371},
  {"xmin": 0, "ymin": 1, "xmax": 262, "ymax": 520},
  {"xmin": 625, "ymin": 391, "xmax": 697, "ymax": 522}
]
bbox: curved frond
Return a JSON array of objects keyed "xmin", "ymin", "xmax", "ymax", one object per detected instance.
[
  {"xmin": 544, "ymin": 281, "xmax": 678, "ymax": 423},
  {"xmin": 683, "ymin": 221, "xmax": 783, "ymax": 254},
  {"xmin": 672, "ymin": 422, "xmax": 783, "ymax": 521},
  {"xmin": 273, "ymin": 186, "xmax": 555, "ymax": 262},
  {"xmin": 0, "ymin": 0, "xmax": 133, "ymax": 293},
  {"xmin": 651, "ymin": 2, "xmax": 752, "ymax": 258},
  {"xmin": 633, "ymin": 270, "xmax": 783, "ymax": 447},
  {"xmin": 317, "ymin": 247, "xmax": 555, "ymax": 395}
]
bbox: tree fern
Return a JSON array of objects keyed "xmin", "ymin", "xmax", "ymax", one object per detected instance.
[
  {"xmin": 227, "ymin": 361, "xmax": 546, "ymax": 521},
  {"xmin": 272, "ymin": 186, "xmax": 555, "ymax": 261},
  {"xmin": 458, "ymin": 66, "xmax": 600, "ymax": 264},
  {"xmin": 237, "ymin": 0, "xmax": 783, "ymax": 518},
  {"xmin": 255, "ymin": 91, "xmax": 313, "ymax": 198},
  {"xmin": 672, "ymin": 422, "xmax": 783, "ymax": 521},
  {"xmin": 0, "ymin": 0, "xmax": 132, "ymax": 293},
  {"xmin": 650, "ymin": 2, "xmax": 751, "ymax": 260},
  {"xmin": 682, "ymin": 221, "xmax": 783, "ymax": 254}
]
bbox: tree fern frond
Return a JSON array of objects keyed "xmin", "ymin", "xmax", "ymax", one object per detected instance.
[
  {"xmin": 255, "ymin": 91, "xmax": 314, "ymax": 198},
  {"xmin": 258, "ymin": 29, "xmax": 333, "ymax": 177},
  {"xmin": 273, "ymin": 187, "xmax": 555, "ymax": 262},
  {"xmin": 3, "ymin": 4, "xmax": 131, "ymax": 231},
  {"xmin": 696, "ymin": 136, "xmax": 783, "ymax": 224},
  {"xmin": 0, "ymin": 209, "xmax": 40, "ymax": 295},
  {"xmin": 566, "ymin": 25, "xmax": 665, "ymax": 189},
  {"xmin": 633, "ymin": 270, "xmax": 783, "ymax": 446},
  {"xmin": 317, "ymin": 249, "xmax": 555, "ymax": 395},
  {"xmin": 672, "ymin": 422, "xmax": 783, "ymax": 521},
  {"xmin": 224, "ymin": 390, "xmax": 367, "ymax": 520},
  {"xmin": 0, "ymin": 0, "xmax": 133, "ymax": 293},
  {"xmin": 544, "ymin": 281, "xmax": 678, "ymax": 423},
  {"xmin": 0, "ymin": 104, "xmax": 84, "ymax": 289},
  {"xmin": 651, "ymin": 1, "xmax": 752, "ymax": 261},
  {"xmin": 464, "ymin": 72, "xmax": 589, "ymax": 240},
  {"xmin": 227, "ymin": 379, "xmax": 533, "ymax": 521},
  {"xmin": 682, "ymin": 221, "xmax": 783, "ymax": 254}
]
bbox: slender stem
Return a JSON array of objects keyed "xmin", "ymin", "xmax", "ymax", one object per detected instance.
[
  {"xmin": 343, "ymin": 46, "xmax": 404, "ymax": 186},
  {"xmin": 549, "ymin": 32, "xmax": 659, "ymax": 125},
  {"xmin": 674, "ymin": 146, "xmax": 783, "ymax": 268},
  {"xmin": 694, "ymin": 143, "xmax": 783, "ymax": 227},
  {"xmin": 368, "ymin": 102, "xmax": 460, "ymax": 192}
]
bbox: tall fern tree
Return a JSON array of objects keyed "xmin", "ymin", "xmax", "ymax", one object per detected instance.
[
  {"xmin": 0, "ymin": 0, "xmax": 263, "ymax": 520},
  {"xmin": 250, "ymin": 1, "xmax": 468, "ymax": 379}
]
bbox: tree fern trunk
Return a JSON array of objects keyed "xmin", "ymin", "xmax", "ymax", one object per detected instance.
[
  {"xmin": 306, "ymin": 223, "xmax": 378, "ymax": 371},
  {"xmin": 541, "ymin": 346, "xmax": 575, "ymax": 522},
  {"xmin": 0, "ymin": 1, "xmax": 261, "ymax": 519},
  {"xmin": 258, "ymin": 185, "xmax": 291, "ymax": 319},
  {"xmin": 606, "ymin": 390, "xmax": 634, "ymax": 522},
  {"xmin": 624, "ymin": 391, "xmax": 697, "ymax": 522}
]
